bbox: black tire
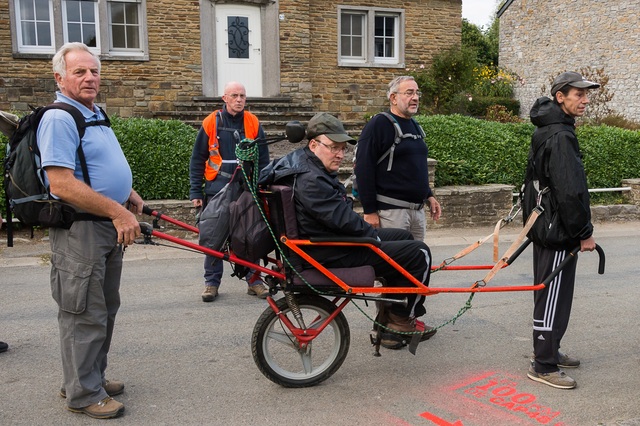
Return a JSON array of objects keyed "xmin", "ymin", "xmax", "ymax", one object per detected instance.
[{"xmin": 251, "ymin": 295, "xmax": 350, "ymax": 388}]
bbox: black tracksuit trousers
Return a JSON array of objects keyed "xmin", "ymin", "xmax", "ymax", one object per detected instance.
[{"xmin": 532, "ymin": 244, "xmax": 578, "ymax": 373}]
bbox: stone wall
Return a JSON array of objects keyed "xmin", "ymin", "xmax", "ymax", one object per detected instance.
[
  {"xmin": 0, "ymin": 0, "xmax": 461, "ymax": 120},
  {"xmin": 301, "ymin": 0, "xmax": 462, "ymax": 119},
  {"xmin": 145, "ymin": 182, "xmax": 640, "ymax": 235},
  {"xmin": 499, "ymin": 1, "xmax": 640, "ymax": 121},
  {"xmin": 0, "ymin": 1, "xmax": 203, "ymax": 118},
  {"xmin": 430, "ymin": 184, "xmax": 514, "ymax": 228}
]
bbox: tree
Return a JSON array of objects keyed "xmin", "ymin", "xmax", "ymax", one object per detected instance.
[{"xmin": 461, "ymin": 18, "xmax": 499, "ymax": 67}]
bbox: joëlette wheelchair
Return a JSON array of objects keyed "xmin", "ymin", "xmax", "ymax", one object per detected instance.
[{"xmin": 139, "ymin": 125, "xmax": 605, "ymax": 388}]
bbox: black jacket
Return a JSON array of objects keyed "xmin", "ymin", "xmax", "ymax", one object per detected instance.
[
  {"xmin": 259, "ymin": 147, "xmax": 377, "ymax": 244},
  {"xmin": 523, "ymin": 97, "xmax": 593, "ymax": 249}
]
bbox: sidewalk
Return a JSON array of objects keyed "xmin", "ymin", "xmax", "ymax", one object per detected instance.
[{"xmin": 2, "ymin": 220, "xmax": 639, "ymax": 268}]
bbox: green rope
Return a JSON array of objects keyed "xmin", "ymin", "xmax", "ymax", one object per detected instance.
[
  {"xmin": 234, "ymin": 139, "xmax": 476, "ymax": 336},
  {"xmin": 351, "ymin": 293, "xmax": 475, "ymax": 337},
  {"xmin": 234, "ymin": 140, "xmax": 329, "ymax": 297}
]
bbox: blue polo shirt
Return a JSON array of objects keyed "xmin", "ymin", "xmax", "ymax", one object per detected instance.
[{"xmin": 38, "ymin": 93, "xmax": 132, "ymax": 204}]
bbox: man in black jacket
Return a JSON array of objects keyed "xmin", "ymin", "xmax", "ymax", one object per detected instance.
[
  {"xmin": 259, "ymin": 112, "xmax": 436, "ymax": 349},
  {"xmin": 523, "ymin": 71, "xmax": 598, "ymax": 389}
]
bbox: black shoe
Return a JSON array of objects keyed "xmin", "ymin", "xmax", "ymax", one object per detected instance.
[{"xmin": 0, "ymin": 341, "xmax": 8, "ymax": 353}]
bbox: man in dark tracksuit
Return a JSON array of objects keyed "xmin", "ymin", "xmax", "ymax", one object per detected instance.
[{"xmin": 523, "ymin": 71, "xmax": 599, "ymax": 389}]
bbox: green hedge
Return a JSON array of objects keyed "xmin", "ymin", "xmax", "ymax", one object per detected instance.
[
  {"xmin": 2, "ymin": 115, "xmax": 639, "ymax": 217},
  {"xmin": 111, "ymin": 117, "xmax": 196, "ymax": 200},
  {"xmin": 446, "ymin": 95, "xmax": 520, "ymax": 117},
  {"xmin": 416, "ymin": 114, "xmax": 640, "ymax": 190}
]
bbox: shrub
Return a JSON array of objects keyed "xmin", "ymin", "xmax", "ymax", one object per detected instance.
[
  {"xmin": 2, "ymin": 116, "xmax": 638, "ymax": 217},
  {"xmin": 450, "ymin": 95, "xmax": 520, "ymax": 117},
  {"xmin": 597, "ymin": 114, "xmax": 640, "ymax": 130},
  {"xmin": 412, "ymin": 46, "xmax": 477, "ymax": 115},
  {"xmin": 485, "ymin": 105, "xmax": 523, "ymax": 123},
  {"xmin": 111, "ymin": 117, "xmax": 196, "ymax": 200},
  {"xmin": 417, "ymin": 114, "xmax": 532, "ymax": 187},
  {"xmin": 412, "ymin": 47, "xmax": 521, "ymax": 117},
  {"xmin": 473, "ymin": 65, "xmax": 517, "ymax": 98},
  {"xmin": 415, "ymin": 115, "xmax": 640, "ymax": 198}
]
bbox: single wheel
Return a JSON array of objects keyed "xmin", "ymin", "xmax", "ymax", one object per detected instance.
[{"xmin": 251, "ymin": 294, "xmax": 350, "ymax": 387}]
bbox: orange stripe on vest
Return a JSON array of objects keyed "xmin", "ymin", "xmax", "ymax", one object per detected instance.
[{"xmin": 202, "ymin": 110, "xmax": 260, "ymax": 181}]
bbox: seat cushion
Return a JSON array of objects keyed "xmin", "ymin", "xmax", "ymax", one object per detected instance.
[{"xmin": 292, "ymin": 266, "xmax": 376, "ymax": 288}]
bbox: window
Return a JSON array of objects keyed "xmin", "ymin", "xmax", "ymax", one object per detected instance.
[
  {"xmin": 11, "ymin": 0, "xmax": 148, "ymax": 60},
  {"xmin": 15, "ymin": 0, "xmax": 55, "ymax": 54},
  {"xmin": 109, "ymin": 0, "xmax": 141, "ymax": 51},
  {"xmin": 340, "ymin": 12, "xmax": 364, "ymax": 59},
  {"xmin": 63, "ymin": 0, "xmax": 99, "ymax": 49},
  {"xmin": 338, "ymin": 6, "xmax": 404, "ymax": 67}
]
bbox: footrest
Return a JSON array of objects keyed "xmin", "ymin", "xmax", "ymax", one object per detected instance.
[{"xmin": 292, "ymin": 266, "xmax": 376, "ymax": 287}]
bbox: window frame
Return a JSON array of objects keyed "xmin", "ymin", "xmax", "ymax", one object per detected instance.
[
  {"xmin": 14, "ymin": 0, "xmax": 56, "ymax": 54},
  {"xmin": 62, "ymin": 0, "xmax": 101, "ymax": 53},
  {"xmin": 10, "ymin": 0, "xmax": 149, "ymax": 61},
  {"xmin": 337, "ymin": 6, "xmax": 405, "ymax": 68}
]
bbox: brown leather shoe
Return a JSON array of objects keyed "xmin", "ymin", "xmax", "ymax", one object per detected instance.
[
  {"xmin": 415, "ymin": 319, "xmax": 438, "ymax": 341},
  {"xmin": 201, "ymin": 285, "xmax": 218, "ymax": 302},
  {"xmin": 380, "ymin": 313, "xmax": 436, "ymax": 349},
  {"xmin": 67, "ymin": 396, "xmax": 125, "ymax": 419},
  {"xmin": 247, "ymin": 283, "xmax": 269, "ymax": 299},
  {"xmin": 103, "ymin": 380, "xmax": 125, "ymax": 396},
  {"xmin": 60, "ymin": 380, "xmax": 125, "ymax": 399}
]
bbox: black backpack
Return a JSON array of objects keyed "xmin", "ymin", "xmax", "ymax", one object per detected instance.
[
  {"xmin": 3, "ymin": 103, "xmax": 110, "ymax": 246},
  {"xmin": 229, "ymin": 189, "xmax": 275, "ymax": 263}
]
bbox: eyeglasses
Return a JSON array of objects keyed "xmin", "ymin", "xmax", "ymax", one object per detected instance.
[
  {"xmin": 225, "ymin": 93, "xmax": 247, "ymax": 100},
  {"xmin": 315, "ymin": 140, "xmax": 350, "ymax": 155},
  {"xmin": 395, "ymin": 90, "xmax": 422, "ymax": 98}
]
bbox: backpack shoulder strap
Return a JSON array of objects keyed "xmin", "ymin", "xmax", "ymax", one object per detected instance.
[
  {"xmin": 34, "ymin": 102, "xmax": 108, "ymax": 186},
  {"xmin": 411, "ymin": 117, "xmax": 426, "ymax": 138},
  {"xmin": 376, "ymin": 111, "xmax": 423, "ymax": 171}
]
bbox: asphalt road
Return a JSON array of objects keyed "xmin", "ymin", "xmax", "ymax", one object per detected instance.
[{"xmin": 1, "ymin": 222, "xmax": 639, "ymax": 426}]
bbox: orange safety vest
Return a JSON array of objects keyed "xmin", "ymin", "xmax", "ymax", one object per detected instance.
[{"xmin": 202, "ymin": 110, "xmax": 260, "ymax": 181}]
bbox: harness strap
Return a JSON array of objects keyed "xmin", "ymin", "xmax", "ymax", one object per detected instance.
[
  {"xmin": 433, "ymin": 201, "xmax": 523, "ymax": 270},
  {"xmin": 375, "ymin": 194, "xmax": 423, "ymax": 210},
  {"xmin": 376, "ymin": 112, "xmax": 424, "ymax": 172},
  {"xmin": 475, "ymin": 206, "xmax": 543, "ymax": 287}
]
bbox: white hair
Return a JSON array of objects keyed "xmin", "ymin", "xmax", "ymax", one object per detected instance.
[
  {"xmin": 387, "ymin": 76, "xmax": 416, "ymax": 100},
  {"xmin": 52, "ymin": 42, "xmax": 101, "ymax": 87}
]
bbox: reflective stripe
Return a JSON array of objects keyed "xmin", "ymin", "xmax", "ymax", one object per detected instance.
[{"xmin": 202, "ymin": 110, "xmax": 259, "ymax": 181}]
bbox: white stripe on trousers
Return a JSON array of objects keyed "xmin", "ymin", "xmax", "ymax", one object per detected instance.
[
  {"xmin": 409, "ymin": 248, "xmax": 431, "ymax": 318},
  {"xmin": 533, "ymin": 250, "xmax": 565, "ymax": 331}
]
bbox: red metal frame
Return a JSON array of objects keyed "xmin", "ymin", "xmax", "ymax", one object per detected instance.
[{"xmin": 141, "ymin": 207, "xmax": 603, "ymax": 351}]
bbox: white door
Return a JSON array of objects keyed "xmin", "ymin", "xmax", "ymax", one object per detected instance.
[{"xmin": 215, "ymin": 4, "xmax": 262, "ymax": 97}]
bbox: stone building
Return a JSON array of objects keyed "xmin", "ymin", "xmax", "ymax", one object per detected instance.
[
  {"xmin": 0, "ymin": 0, "xmax": 462, "ymax": 129},
  {"xmin": 498, "ymin": 0, "xmax": 640, "ymax": 121}
]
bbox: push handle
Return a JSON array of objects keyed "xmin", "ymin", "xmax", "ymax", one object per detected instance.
[
  {"xmin": 595, "ymin": 244, "xmax": 605, "ymax": 275},
  {"xmin": 139, "ymin": 222, "xmax": 153, "ymax": 236},
  {"xmin": 542, "ymin": 244, "xmax": 605, "ymax": 287}
]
